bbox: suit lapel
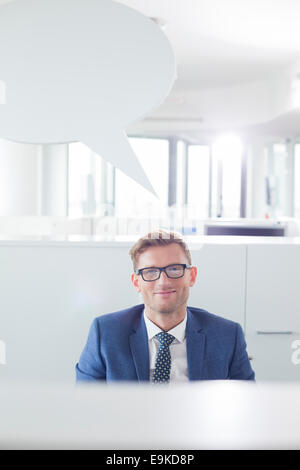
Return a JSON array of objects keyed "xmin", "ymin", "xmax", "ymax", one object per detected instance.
[
  {"xmin": 128, "ymin": 306, "xmax": 206, "ymax": 381},
  {"xmin": 186, "ymin": 308, "xmax": 206, "ymax": 380},
  {"xmin": 129, "ymin": 312, "xmax": 150, "ymax": 381}
]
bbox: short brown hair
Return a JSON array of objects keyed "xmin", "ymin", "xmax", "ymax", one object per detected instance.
[{"xmin": 129, "ymin": 229, "xmax": 192, "ymax": 270}]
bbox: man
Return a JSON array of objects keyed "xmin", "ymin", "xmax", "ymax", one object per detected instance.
[{"xmin": 75, "ymin": 229, "xmax": 255, "ymax": 382}]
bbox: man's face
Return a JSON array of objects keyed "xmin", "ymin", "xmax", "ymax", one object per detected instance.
[{"xmin": 131, "ymin": 243, "xmax": 197, "ymax": 315}]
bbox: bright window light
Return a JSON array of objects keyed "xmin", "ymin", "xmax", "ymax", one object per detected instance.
[
  {"xmin": 212, "ymin": 134, "xmax": 243, "ymax": 162},
  {"xmin": 294, "ymin": 144, "xmax": 300, "ymax": 218},
  {"xmin": 176, "ymin": 140, "xmax": 185, "ymax": 205},
  {"xmin": 212, "ymin": 134, "xmax": 242, "ymax": 218},
  {"xmin": 187, "ymin": 145, "xmax": 210, "ymax": 218},
  {"xmin": 291, "ymin": 78, "xmax": 300, "ymax": 108},
  {"xmin": 68, "ymin": 142, "xmax": 104, "ymax": 217},
  {"xmin": 114, "ymin": 138, "xmax": 169, "ymax": 217}
]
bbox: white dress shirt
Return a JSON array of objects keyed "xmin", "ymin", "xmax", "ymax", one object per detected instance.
[{"xmin": 143, "ymin": 310, "xmax": 189, "ymax": 382}]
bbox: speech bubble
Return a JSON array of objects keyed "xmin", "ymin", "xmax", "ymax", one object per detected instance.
[
  {"xmin": 0, "ymin": 0, "xmax": 176, "ymax": 194},
  {"xmin": 0, "ymin": 340, "xmax": 6, "ymax": 365}
]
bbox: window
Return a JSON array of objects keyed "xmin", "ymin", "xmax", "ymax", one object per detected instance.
[
  {"xmin": 187, "ymin": 145, "xmax": 210, "ymax": 218},
  {"xmin": 114, "ymin": 137, "xmax": 169, "ymax": 217},
  {"xmin": 222, "ymin": 147, "xmax": 242, "ymax": 218},
  {"xmin": 68, "ymin": 143, "xmax": 96, "ymax": 216},
  {"xmin": 272, "ymin": 143, "xmax": 288, "ymax": 217},
  {"xmin": 68, "ymin": 142, "xmax": 113, "ymax": 217},
  {"xmin": 176, "ymin": 140, "xmax": 186, "ymax": 206},
  {"xmin": 68, "ymin": 135, "xmax": 246, "ymax": 226},
  {"xmin": 265, "ymin": 142, "xmax": 290, "ymax": 218},
  {"xmin": 294, "ymin": 144, "xmax": 300, "ymax": 218},
  {"xmin": 212, "ymin": 135, "xmax": 242, "ymax": 218}
]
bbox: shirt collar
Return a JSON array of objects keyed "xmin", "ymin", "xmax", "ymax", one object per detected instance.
[{"xmin": 143, "ymin": 309, "xmax": 187, "ymax": 343}]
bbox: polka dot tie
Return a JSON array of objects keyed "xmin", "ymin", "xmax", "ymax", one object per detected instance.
[{"xmin": 152, "ymin": 332, "xmax": 175, "ymax": 384}]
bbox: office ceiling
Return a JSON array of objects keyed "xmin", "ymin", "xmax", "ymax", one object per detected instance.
[
  {"xmin": 2, "ymin": 0, "xmax": 300, "ymax": 141},
  {"xmin": 118, "ymin": 0, "xmax": 300, "ymax": 141}
]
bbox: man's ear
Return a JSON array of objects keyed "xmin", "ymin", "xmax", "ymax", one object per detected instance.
[
  {"xmin": 131, "ymin": 272, "xmax": 141, "ymax": 292},
  {"xmin": 189, "ymin": 266, "xmax": 197, "ymax": 287}
]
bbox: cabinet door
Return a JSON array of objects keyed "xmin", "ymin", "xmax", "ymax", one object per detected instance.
[
  {"xmin": 246, "ymin": 244, "xmax": 300, "ymax": 332},
  {"xmin": 246, "ymin": 244, "xmax": 300, "ymax": 381},
  {"xmin": 246, "ymin": 332, "xmax": 300, "ymax": 381}
]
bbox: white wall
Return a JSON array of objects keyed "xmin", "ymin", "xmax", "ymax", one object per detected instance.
[
  {"xmin": 0, "ymin": 140, "xmax": 68, "ymax": 217},
  {"xmin": 0, "ymin": 139, "xmax": 40, "ymax": 215}
]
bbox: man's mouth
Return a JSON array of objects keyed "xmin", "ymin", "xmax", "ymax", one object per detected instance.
[{"xmin": 155, "ymin": 290, "xmax": 176, "ymax": 296}]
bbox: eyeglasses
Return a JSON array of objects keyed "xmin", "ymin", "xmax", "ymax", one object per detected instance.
[{"xmin": 135, "ymin": 263, "xmax": 192, "ymax": 282}]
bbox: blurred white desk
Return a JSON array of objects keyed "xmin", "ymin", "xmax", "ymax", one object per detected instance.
[{"xmin": 0, "ymin": 381, "xmax": 300, "ymax": 449}]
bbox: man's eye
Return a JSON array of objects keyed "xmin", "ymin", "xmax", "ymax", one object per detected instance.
[{"xmin": 145, "ymin": 269, "xmax": 158, "ymax": 275}]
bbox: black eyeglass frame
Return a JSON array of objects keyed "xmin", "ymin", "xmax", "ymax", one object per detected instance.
[{"xmin": 134, "ymin": 263, "xmax": 192, "ymax": 282}]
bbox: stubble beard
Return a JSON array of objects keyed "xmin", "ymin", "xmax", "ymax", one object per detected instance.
[{"xmin": 150, "ymin": 292, "xmax": 189, "ymax": 316}]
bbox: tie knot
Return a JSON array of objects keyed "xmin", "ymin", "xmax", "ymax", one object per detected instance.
[{"xmin": 156, "ymin": 331, "xmax": 175, "ymax": 346}]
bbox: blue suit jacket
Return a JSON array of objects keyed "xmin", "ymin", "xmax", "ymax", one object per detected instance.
[{"xmin": 75, "ymin": 304, "xmax": 255, "ymax": 382}]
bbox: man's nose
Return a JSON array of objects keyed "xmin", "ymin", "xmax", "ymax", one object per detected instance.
[{"xmin": 157, "ymin": 270, "xmax": 172, "ymax": 283}]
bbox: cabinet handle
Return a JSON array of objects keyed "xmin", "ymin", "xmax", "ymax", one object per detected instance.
[{"xmin": 256, "ymin": 330, "xmax": 294, "ymax": 335}]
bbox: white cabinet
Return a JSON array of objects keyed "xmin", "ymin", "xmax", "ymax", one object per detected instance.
[
  {"xmin": 246, "ymin": 333, "xmax": 299, "ymax": 381},
  {"xmin": 245, "ymin": 244, "xmax": 300, "ymax": 381}
]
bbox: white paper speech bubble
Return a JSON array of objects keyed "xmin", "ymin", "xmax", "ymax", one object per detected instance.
[
  {"xmin": 0, "ymin": 340, "xmax": 6, "ymax": 365},
  {"xmin": 0, "ymin": 0, "xmax": 176, "ymax": 193},
  {"xmin": 0, "ymin": 80, "xmax": 5, "ymax": 104}
]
